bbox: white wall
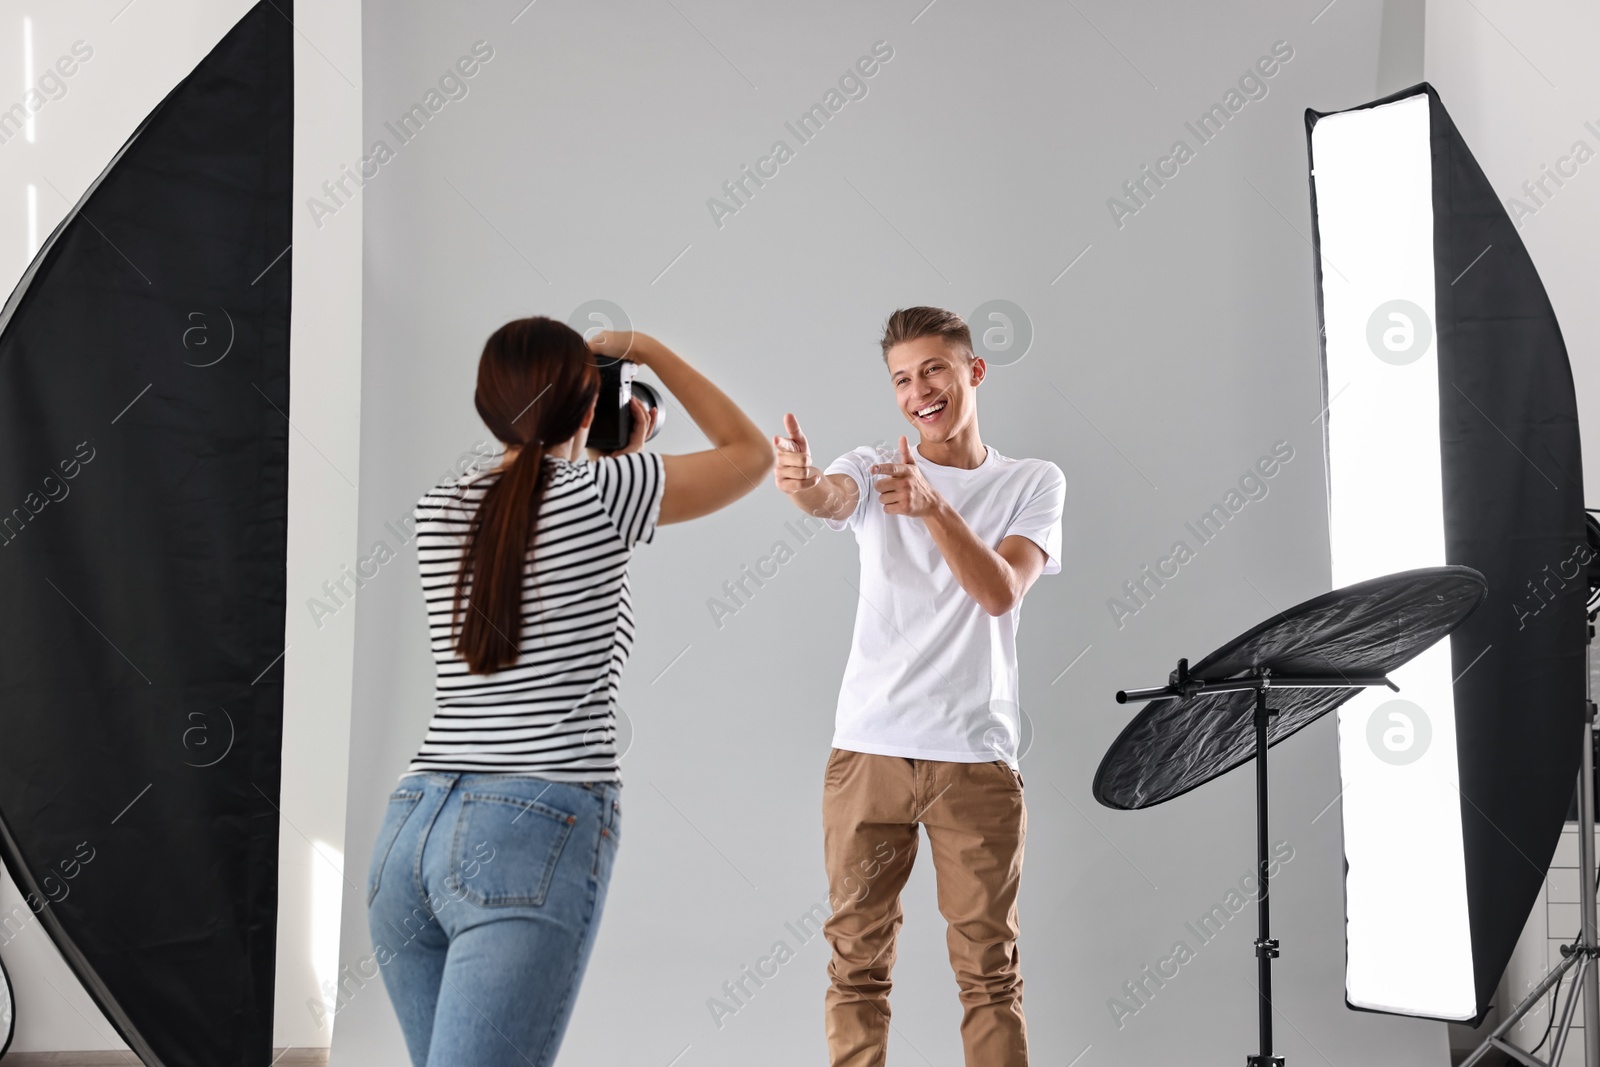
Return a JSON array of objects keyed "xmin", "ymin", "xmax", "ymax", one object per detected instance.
[
  {"xmin": 330, "ymin": 2, "xmax": 1450, "ymax": 1065},
  {"xmin": 0, "ymin": 0, "xmax": 362, "ymax": 1053}
]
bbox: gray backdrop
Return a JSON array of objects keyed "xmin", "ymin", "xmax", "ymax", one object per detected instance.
[{"xmin": 331, "ymin": 2, "xmax": 1444, "ymax": 1064}]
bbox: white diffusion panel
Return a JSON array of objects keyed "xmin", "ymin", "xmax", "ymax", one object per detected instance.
[{"xmin": 1311, "ymin": 92, "xmax": 1475, "ymax": 1019}]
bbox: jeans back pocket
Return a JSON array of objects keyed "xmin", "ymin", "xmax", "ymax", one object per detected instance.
[
  {"xmin": 368, "ymin": 788, "xmax": 425, "ymax": 906},
  {"xmin": 449, "ymin": 790, "xmax": 577, "ymax": 907}
]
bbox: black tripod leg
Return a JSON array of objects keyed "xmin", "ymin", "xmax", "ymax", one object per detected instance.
[{"xmin": 1249, "ymin": 687, "xmax": 1284, "ymax": 1067}]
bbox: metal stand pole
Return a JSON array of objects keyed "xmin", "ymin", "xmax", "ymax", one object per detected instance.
[
  {"xmin": 1249, "ymin": 685, "xmax": 1285, "ymax": 1067},
  {"xmin": 1111, "ymin": 664, "xmax": 1393, "ymax": 1067},
  {"xmin": 1550, "ymin": 948, "xmax": 1592, "ymax": 1067},
  {"xmin": 1458, "ymin": 949, "xmax": 1584, "ymax": 1067},
  {"xmin": 1582, "ymin": 626, "xmax": 1600, "ymax": 1067}
]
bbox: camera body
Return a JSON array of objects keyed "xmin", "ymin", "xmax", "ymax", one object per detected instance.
[{"xmin": 589, "ymin": 357, "xmax": 664, "ymax": 453}]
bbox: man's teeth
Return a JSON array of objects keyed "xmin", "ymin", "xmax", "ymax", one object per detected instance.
[{"xmin": 915, "ymin": 401, "xmax": 947, "ymax": 418}]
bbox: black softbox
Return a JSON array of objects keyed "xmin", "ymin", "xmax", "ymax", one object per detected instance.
[
  {"xmin": 0, "ymin": 3, "xmax": 291, "ymax": 1063},
  {"xmin": 1305, "ymin": 83, "xmax": 1586, "ymax": 1023}
]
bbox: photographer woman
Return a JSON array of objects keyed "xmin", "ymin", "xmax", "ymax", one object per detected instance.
[{"xmin": 365, "ymin": 317, "xmax": 770, "ymax": 1066}]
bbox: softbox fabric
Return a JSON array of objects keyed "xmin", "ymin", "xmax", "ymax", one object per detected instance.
[
  {"xmin": 0, "ymin": 4, "xmax": 291, "ymax": 1064},
  {"xmin": 1306, "ymin": 84, "xmax": 1586, "ymax": 1023}
]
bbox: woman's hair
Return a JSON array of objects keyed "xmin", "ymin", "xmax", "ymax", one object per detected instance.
[{"xmin": 452, "ymin": 316, "xmax": 600, "ymax": 674}]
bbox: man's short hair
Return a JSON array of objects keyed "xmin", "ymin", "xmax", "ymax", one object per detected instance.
[{"xmin": 879, "ymin": 306, "xmax": 974, "ymax": 363}]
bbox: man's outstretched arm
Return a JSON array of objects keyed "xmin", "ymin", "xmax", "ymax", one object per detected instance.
[{"xmin": 772, "ymin": 412, "xmax": 860, "ymax": 521}]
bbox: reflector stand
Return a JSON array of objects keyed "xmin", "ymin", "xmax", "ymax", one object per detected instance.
[{"xmin": 1117, "ymin": 666, "xmax": 1396, "ymax": 1067}]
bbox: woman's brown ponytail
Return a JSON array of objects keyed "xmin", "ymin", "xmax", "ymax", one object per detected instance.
[{"xmin": 452, "ymin": 317, "xmax": 599, "ymax": 674}]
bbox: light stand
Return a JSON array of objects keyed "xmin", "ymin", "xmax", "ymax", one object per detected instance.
[
  {"xmin": 1460, "ymin": 616, "xmax": 1600, "ymax": 1067},
  {"xmin": 1116, "ymin": 663, "xmax": 1397, "ymax": 1067}
]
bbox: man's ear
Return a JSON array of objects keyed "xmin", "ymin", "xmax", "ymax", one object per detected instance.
[{"xmin": 970, "ymin": 355, "xmax": 988, "ymax": 387}]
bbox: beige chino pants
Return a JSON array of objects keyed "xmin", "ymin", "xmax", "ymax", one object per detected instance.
[{"xmin": 821, "ymin": 747, "xmax": 1029, "ymax": 1066}]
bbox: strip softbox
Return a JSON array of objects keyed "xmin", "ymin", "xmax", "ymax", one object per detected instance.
[
  {"xmin": 0, "ymin": 4, "xmax": 291, "ymax": 1064},
  {"xmin": 1306, "ymin": 84, "xmax": 1586, "ymax": 1022}
]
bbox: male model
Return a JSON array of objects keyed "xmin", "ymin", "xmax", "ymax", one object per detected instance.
[{"xmin": 773, "ymin": 306, "xmax": 1065, "ymax": 1066}]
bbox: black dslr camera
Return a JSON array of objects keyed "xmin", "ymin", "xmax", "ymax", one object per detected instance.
[{"xmin": 589, "ymin": 357, "xmax": 665, "ymax": 453}]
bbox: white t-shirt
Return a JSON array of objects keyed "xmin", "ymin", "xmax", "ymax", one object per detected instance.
[{"xmin": 823, "ymin": 443, "xmax": 1066, "ymax": 768}]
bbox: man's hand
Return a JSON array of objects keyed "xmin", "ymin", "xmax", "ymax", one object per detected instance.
[
  {"xmin": 871, "ymin": 436, "xmax": 945, "ymax": 518},
  {"xmin": 773, "ymin": 413, "xmax": 820, "ymax": 494},
  {"xmin": 773, "ymin": 413, "xmax": 859, "ymax": 521},
  {"xmin": 886, "ymin": 436, "xmax": 1046, "ymax": 616}
]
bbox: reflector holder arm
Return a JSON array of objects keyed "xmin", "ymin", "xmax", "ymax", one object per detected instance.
[{"xmin": 1115, "ymin": 663, "xmax": 1397, "ymax": 704}]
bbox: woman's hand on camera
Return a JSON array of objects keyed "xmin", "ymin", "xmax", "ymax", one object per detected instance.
[
  {"xmin": 586, "ymin": 397, "xmax": 654, "ymax": 461},
  {"xmin": 617, "ymin": 397, "xmax": 655, "ymax": 453}
]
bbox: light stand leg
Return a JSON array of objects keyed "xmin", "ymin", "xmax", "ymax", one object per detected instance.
[
  {"xmin": 1551, "ymin": 952, "xmax": 1589, "ymax": 1067},
  {"xmin": 1457, "ymin": 947, "xmax": 1582, "ymax": 1067},
  {"xmin": 1582, "ymin": 625, "xmax": 1599, "ymax": 1067},
  {"xmin": 1248, "ymin": 686, "xmax": 1284, "ymax": 1067}
]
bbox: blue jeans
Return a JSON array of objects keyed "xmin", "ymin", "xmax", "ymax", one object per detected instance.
[{"xmin": 365, "ymin": 772, "xmax": 622, "ymax": 1067}]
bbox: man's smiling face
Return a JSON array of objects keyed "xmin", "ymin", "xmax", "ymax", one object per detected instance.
[{"xmin": 886, "ymin": 334, "xmax": 985, "ymax": 445}]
